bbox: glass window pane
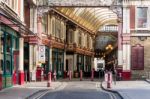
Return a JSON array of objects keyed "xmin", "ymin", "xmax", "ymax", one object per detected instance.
[
  {"xmin": 6, "ymin": 34, "xmax": 11, "ymax": 53},
  {"xmin": 137, "ymin": 7, "xmax": 148, "ymax": 28},
  {"xmin": 6, "ymin": 55, "xmax": 11, "ymax": 74}
]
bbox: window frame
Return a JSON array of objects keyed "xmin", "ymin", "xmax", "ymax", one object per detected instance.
[{"xmin": 135, "ymin": 6, "xmax": 149, "ymax": 30}]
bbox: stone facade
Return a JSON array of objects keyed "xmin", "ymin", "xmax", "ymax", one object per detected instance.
[{"xmin": 131, "ymin": 37, "xmax": 150, "ymax": 79}]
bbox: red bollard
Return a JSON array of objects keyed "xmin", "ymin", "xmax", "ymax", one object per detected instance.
[
  {"xmin": 80, "ymin": 70, "xmax": 82, "ymax": 81},
  {"xmin": 107, "ymin": 72, "xmax": 112, "ymax": 88},
  {"xmin": 69, "ymin": 71, "xmax": 72, "ymax": 80},
  {"xmin": 91, "ymin": 69, "xmax": 94, "ymax": 81},
  {"xmin": 47, "ymin": 72, "xmax": 51, "ymax": 87},
  {"xmin": 53, "ymin": 70, "xmax": 56, "ymax": 81}
]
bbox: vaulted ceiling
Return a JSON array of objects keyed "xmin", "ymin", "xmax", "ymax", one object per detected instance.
[{"xmin": 55, "ymin": 7, "xmax": 118, "ymax": 34}]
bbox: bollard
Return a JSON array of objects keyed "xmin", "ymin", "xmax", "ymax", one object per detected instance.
[
  {"xmin": 107, "ymin": 72, "xmax": 111, "ymax": 88},
  {"xmin": 41, "ymin": 68, "xmax": 44, "ymax": 81},
  {"xmin": 53, "ymin": 71, "xmax": 56, "ymax": 81},
  {"xmin": 119, "ymin": 72, "xmax": 122, "ymax": 81},
  {"xmin": 80, "ymin": 70, "xmax": 82, "ymax": 81},
  {"xmin": 69, "ymin": 70, "xmax": 72, "ymax": 80},
  {"xmin": 91, "ymin": 69, "xmax": 94, "ymax": 81},
  {"xmin": 47, "ymin": 72, "xmax": 51, "ymax": 87},
  {"xmin": 25, "ymin": 70, "xmax": 27, "ymax": 83}
]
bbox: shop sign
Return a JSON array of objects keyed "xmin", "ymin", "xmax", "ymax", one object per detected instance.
[{"xmin": 39, "ymin": 45, "xmax": 45, "ymax": 63}]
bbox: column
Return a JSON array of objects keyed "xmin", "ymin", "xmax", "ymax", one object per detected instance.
[
  {"xmin": 84, "ymin": 56, "xmax": 86, "ymax": 72},
  {"xmin": 19, "ymin": 38, "xmax": 24, "ymax": 85},
  {"xmin": 122, "ymin": 7, "xmax": 131, "ymax": 80},
  {"xmin": 117, "ymin": 21, "xmax": 123, "ymax": 68},
  {"xmin": 37, "ymin": 16, "xmax": 42, "ymax": 43},
  {"xmin": 29, "ymin": 45, "xmax": 33, "ymax": 72},
  {"xmin": 64, "ymin": 52, "xmax": 66, "ymax": 71},
  {"xmin": 91, "ymin": 56, "xmax": 94, "ymax": 70},
  {"xmin": 20, "ymin": 0, "xmax": 24, "ymax": 22},
  {"xmin": 73, "ymin": 54, "xmax": 77, "ymax": 72},
  {"xmin": 74, "ymin": 29, "xmax": 78, "ymax": 45},
  {"xmin": 29, "ymin": 44, "xmax": 36, "ymax": 81}
]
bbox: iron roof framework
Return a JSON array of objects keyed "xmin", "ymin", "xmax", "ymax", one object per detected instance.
[
  {"xmin": 55, "ymin": 7, "xmax": 118, "ymax": 33},
  {"xmin": 36, "ymin": 0, "xmax": 123, "ymax": 34}
]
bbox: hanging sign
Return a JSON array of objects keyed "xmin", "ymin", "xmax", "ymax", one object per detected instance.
[{"xmin": 39, "ymin": 45, "xmax": 45, "ymax": 63}]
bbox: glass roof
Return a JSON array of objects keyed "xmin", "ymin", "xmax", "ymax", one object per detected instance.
[{"xmin": 55, "ymin": 7, "xmax": 118, "ymax": 33}]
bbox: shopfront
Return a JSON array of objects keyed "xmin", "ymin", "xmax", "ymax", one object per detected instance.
[
  {"xmin": 41, "ymin": 46, "xmax": 50, "ymax": 80},
  {"xmin": 0, "ymin": 25, "xmax": 19, "ymax": 88},
  {"xmin": 52, "ymin": 49, "xmax": 64, "ymax": 78},
  {"xmin": 85, "ymin": 56, "xmax": 91, "ymax": 72},
  {"xmin": 77, "ymin": 54, "xmax": 84, "ymax": 72}
]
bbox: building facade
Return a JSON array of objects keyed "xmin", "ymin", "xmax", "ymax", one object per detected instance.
[
  {"xmin": 0, "ymin": 0, "xmax": 26, "ymax": 89},
  {"xmin": 121, "ymin": 0, "xmax": 150, "ymax": 80},
  {"xmin": 0, "ymin": 0, "xmax": 95, "ymax": 90}
]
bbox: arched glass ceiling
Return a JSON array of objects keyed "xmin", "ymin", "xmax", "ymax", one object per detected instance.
[{"xmin": 55, "ymin": 7, "xmax": 118, "ymax": 33}]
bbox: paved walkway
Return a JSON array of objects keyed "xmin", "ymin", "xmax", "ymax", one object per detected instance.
[
  {"xmin": 0, "ymin": 81, "xmax": 62, "ymax": 99},
  {"xmin": 102, "ymin": 80, "xmax": 150, "ymax": 99}
]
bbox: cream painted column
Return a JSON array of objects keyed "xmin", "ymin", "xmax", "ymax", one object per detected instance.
[
  {"xmin": 19, "ymin": 38, "xmax": 24, "ymax": 72},
  {"xmin": 35, "ymin": 45, "xmax": 39, "ymax": 68},
  {"xmin": 84, "ymin": 56, "xmax": 86, "ymax": 71},
  {"xmin": 19, "ymin": 37, "xmax": 24, "ymax": 85},
  {"xmin": 73, "ymin": 54, "xmax": 77, "ymax": 71},
  {"xmin": 81, "ymin": 33, "xmax": 84, "ymax": 47},
  {"xmin": 118, "ymin": 21, "xmax": 123, "ymax": 67},
  {"xmin": 74, "ymin": 29, "xmax": 78, "ymax": 45},
  {"xmin": 122, "ymin": 44, "xmax": 131, "ymax": 71},
  {"xmin": 91, "ymin": 57, "xmax": 94, "ymax": 70},
  {"xmin": 37, "ymin": 16, "xmax": 42, "ymax": 43},
  {"xmin": 34, "ymin": 8, "xmax": 37, "ymax": 33},
  {"xmin": 30, "ymin": 8, "xmax": 37, "ymax": 33},
  {"xmin": 29, "ymin": 44, "xmax": 37, "ymax": 81},
  {"xmin": 121, "ymin": 6, "xmax": 132, "ymax": 80},
  {"xmin": 63, "ymin": 22, "xmax": 66, "ymax": 41},
  {"xmin": 64, "ymin": 52, "xmax": 66, "ymax": 71},
  {"xmin": 29, "ymin": 45, "xmax": 33, "ymax": 72},
  {"xmin": 122, "ymin": 6, "xmax": 131, "ymax": 71},
  {"xmin": 20, "ymin": 0, "xmax": 24, "ymax": 22}
]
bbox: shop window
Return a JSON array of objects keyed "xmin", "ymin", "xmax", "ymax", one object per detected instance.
[
  {"xmin": 131, "ymin": 44, "xmax": 144, "ymax": 70},
  {"xmin": 136, "ymin": 7, "xmax": 148, "ymax": 29},
  {"xmin": 0, "ymin": 60, "xmax": 4, "ymax": 72},
  {"xmin": 6, "ymin": 60, "xmax": 11, "ymax": 74},
  {"xmin": 6, "ymin": 35, "xmax": 11, "ymax": 53}
]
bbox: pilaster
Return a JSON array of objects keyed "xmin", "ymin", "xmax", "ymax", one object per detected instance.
[{"xmin": 19, "ymin": 37, "xmax": 24, "ymax": 85}]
